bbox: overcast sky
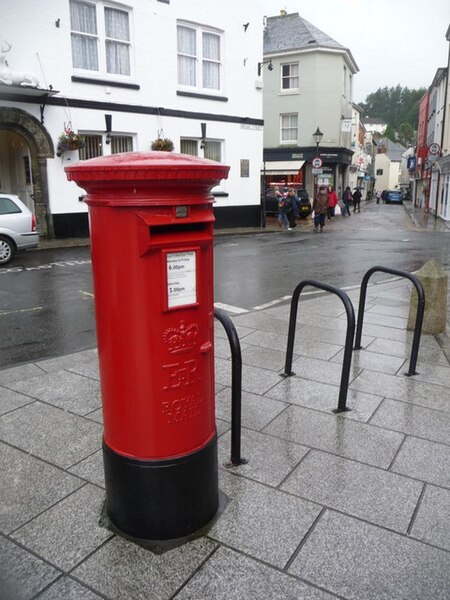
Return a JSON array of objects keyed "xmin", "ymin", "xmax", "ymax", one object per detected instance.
[{"xmin": 262, "ymin": 0, "xmax": 449, "ymax": 103}]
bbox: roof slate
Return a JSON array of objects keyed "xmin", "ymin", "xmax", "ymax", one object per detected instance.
[{"xmin": 264, "ymin": 12, "xmax": 345, "ymax": 54}]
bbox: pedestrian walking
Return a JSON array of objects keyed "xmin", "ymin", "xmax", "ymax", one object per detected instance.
[
  {"xmin": 285, "ymin": 188, "xmax": 299, "ymax": 228},
  {"xmin": 376, "ymin": 189, "xmax": 381, "ymax": 204},
  {"xmin": 276, "ymin": 187, "xmax": 290, "ymax": 230},
  {"xmin": 327, "ymin": 185, "xmax": 339, "ymax": 220},
  {"xmin": 342, "ymin": 186, "xmax": 352, "ymax": 216},
  {"xmin": 352, "ymin": 187, "xmax": 362, "ymax": 213},
  {"xmin": 313, "ymin": 185, "xmax": 329, "ymax": 232}
]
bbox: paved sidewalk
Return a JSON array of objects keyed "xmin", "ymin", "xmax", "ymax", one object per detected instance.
[{"xmin": 2, "ymin": 276, "xmax": 450, "ymax": 599}]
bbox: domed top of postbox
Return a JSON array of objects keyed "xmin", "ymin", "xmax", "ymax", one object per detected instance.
[{"xmin": 65, "ymin": 152, "xmax": 230, "ymax": 204}]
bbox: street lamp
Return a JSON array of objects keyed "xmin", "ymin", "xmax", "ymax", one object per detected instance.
[
  {"xmin": 313, "ymin": 126, "xmax": 323, "ymax": 155},
  {"xmin": 312, "ymin": 126, "xmax": 323, "ymax": 196},
  {"xmin": 257, "ymin": 59, "xmax": 273, "ymax": 77}
]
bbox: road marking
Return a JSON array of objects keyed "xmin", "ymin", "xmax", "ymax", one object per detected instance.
[
  {"xmin": 214, "ymin": 302, "xmax": 249, "ymax": 314},
  {"xmin": 0, "ymin": 259, "xmax": 91, "ymax": 275},
  {"xmin": 80, "ymin": 290, "xmax": 94, "ymax": 298},
  {"xmin": 252, "ymin": 280, "xmax": 400, "ymax": 311},
  {"xmin": 0, "ymin": 306, "xmax": 43, "ymax": 316}
]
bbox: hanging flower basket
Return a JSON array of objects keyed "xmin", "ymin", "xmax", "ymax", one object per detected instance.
[
  {"xmin": 56, "ymin": 126, "xmax": 86, "ymax": 155},
  {"xmin": 151, "ymin": 137, "xmax": 174, "ymax": 152}
]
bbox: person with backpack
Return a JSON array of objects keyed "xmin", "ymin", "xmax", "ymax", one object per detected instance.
[{"xmin": 342, "ymin": 186, "xmax": 352, "ymax": 216}]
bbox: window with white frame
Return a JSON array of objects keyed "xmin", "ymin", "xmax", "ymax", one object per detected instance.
[
  {"xmin": 70, "ymin": 0, "xmax": 131, "ymax": 77},
  {"xmin": 177, "ymin": 23, "xmax": 222, "ymax": 92},
  {"xmin": 280, "ymin": 113, "xmax": 298, "ymax": 143},
  {"xmin": 281, "ymin": 63, "xmax": 299, "ymax": 90}
]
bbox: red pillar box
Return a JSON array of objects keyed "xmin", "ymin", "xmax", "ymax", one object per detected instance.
[{"xmin": 65, "ymin": 152, "xmax": 229, "ymax": 541}]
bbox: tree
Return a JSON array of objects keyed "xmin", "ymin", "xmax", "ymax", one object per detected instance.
[
  {"xmin": 398, "ymin": 122, "xmax": 415, "ymax": 147},
  {"xmin": 360, "ymin": 86, "xmax": 426, "ymax": 130}
]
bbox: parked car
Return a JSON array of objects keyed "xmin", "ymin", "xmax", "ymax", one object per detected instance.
[
  {"xmin": 264, "ymin": 187, "xmax": 311, "ymax": 217},
  {"xmin": 0, "ymin": 194, "xmax": 39, "ymax": 265},
  {"xmin": 381, "ymin": 190, "xmax": 403, "ymax": 205}
]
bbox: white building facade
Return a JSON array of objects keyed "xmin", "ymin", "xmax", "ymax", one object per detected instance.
[{"xmin": 0, "ymin": 0, "xmax": 263, "ymax": 237}]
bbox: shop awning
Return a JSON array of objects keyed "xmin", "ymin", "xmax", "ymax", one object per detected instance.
[{"xmin": 262, "ymin": 160, "xmax": 305, "ymax": 175}]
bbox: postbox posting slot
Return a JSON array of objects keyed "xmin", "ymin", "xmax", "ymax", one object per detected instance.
[{"xmin": 150, "ymin": 222, "xmax": 208, "ymax": 237}]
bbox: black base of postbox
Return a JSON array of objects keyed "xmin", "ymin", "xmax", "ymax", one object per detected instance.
[{"xmin": 102, "ymin": 434, "xmax": 219, "ymax": 541}]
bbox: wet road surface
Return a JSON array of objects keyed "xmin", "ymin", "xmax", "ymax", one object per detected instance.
[{"xmin": 1, "ymin": 202, "xmax": 449, "ymax": 367}]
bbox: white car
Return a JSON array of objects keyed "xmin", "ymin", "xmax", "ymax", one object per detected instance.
[{"xmin": 0, "ymin": 194, "xmax": 39, "ymax": 265}]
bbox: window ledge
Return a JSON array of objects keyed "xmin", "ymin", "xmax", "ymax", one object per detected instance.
[
  {"xmin": 177, "ymin": 91, "xmax": 228, "ymax": 102},
  {"xmin": 71, "ymin": 76, "xmax": 140, "ymax": 90}
]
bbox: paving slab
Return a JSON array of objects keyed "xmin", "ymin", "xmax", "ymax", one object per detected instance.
[
  {"xmin": 215, "ymin": 387, "xmax": 287, "ymax": 431},
  {"xmin": 264, "ymin": 405, "xmax": 404, "ymax": 468},
  {"xmin": 218, "ymin": 427, "xmax": 309, "ymax": 486},
  {"xmin": 72, "ymin": 536, "xmax": 217, "ymax": 600},
  {"xmin": 209, "ymin": 470, "xmax": 321, "ymax": 568},
  {"xmin": 12, "ymin": 484, "xmax": 111, "ymax": 571},
  {"xmin": 0, "ymin": 536, "xmax": 60, "ymax": 599},
  {"xmin": 265, "ymin": 376, "xmax": 383, "ymax": 421},
  {"xmin": 37, "ymin": 577, "xmax": 104, "ymax": 599},
  {"xmin": 289, "ymin": 510, "xmax": 450, "ymax": 600},
  {"xmin": 391, "ymin": 436, "xmax": 450, "ymax": 488},
  {"xmin": 176, "ymin": 545, "xmax": 335, "ymax": 600},
  {"xmin": 0, "ymin": 402, "xmax": 102, "ymax": 469},
  {"xmin": 281, "ymin": 450, "xmax": 423, "ymax": 532},
  {"xmin": 0, "ymin": 441, "xmax": 83, "ymax": 534},
  {"xmin": 410, "ymin": 484, "xmax": 450, "ymax": 551},
  {"xmin": 5, "ymin": 370, "xmax": 101, "ymax": 415},
  {"xmin": 0, "ymin": 386, "xmax": 34, "ymax": 415},
  {"xmin": 351, "ymin": 369, "xmax": 450, "ymax": 413},
  {"xmin": 371, "ymin": 398, "xmax": 450, "ymax": 445}
]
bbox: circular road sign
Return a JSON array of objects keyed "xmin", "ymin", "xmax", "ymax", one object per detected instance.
[
  {"xmin": 312, "ymin": 157, "xmax": 323, "ymax": 168},
  {"xmin": 429, "ymin": 143, "xmax": 441, "ymax": 156}
]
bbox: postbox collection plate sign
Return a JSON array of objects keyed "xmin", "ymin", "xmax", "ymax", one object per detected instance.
[{"xmin": 167, "ymin": 250, "xmax": 197, "ymax": 308}]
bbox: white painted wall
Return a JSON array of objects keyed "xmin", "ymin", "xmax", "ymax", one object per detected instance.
[{"xmin": 0, "ymin": 0, "xmax": 263, "ymax": 216}]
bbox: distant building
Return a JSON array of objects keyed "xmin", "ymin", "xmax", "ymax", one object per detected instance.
[
  {"xmin": 374, "ymin": 138, "xmax": 407, "ymax": 191},
  {"xmin": 261, "ymin": 12, "xmax": 358, "ymax": 199},
  {"xmin": 361, "ymin": 117, "xmax": 387, "ymax": 136}
]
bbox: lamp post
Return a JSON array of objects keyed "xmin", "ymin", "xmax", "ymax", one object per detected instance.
[{"xmin": 312, "ymin": 126, "xmax": 323, "ymax": 197}]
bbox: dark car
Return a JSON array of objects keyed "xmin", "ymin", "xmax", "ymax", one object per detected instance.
[
  {"xmin": 264, "ymin": 188, "xmax": 311, "ymax": 217},
  {"xmin": 381, "ymin": 190, "xmax": 403, "ymax": 205}
]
